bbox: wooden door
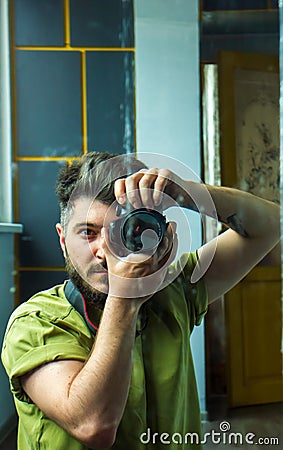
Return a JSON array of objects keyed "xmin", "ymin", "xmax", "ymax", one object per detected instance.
[
  {"xmin": 218, "ymin": 51, "xmax": 282, "ymax": 407},
  {"xmin": 225, "ymin": 268, "xmax": 282, "ymax": 407}
]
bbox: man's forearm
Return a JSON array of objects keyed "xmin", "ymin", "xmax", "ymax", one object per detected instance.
[
  {"xmin": 64, "ymin": 297, "xmax": 140, "ymax": 447},
  {"xmin": 182, "ymin": 181, "xmax": 280, "ymax": 243}
]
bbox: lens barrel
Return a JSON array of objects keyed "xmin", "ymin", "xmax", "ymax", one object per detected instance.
[{"xmin": 109, "ymin": 207, "xmax": 167, "ymax": 253}]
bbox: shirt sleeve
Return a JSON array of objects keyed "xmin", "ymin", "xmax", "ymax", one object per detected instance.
[
  {"xmin": 1, "ymin": 308, "xmax": 93, "ymax": 403},
  {"xmin": 175, "ymin": 251, "xmax": 208, "ymax": 327}
]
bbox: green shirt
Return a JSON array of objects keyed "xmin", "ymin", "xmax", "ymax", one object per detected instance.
[{"xmin": 1, "ymin": 252, "xmax": 208, "ymax": 449}]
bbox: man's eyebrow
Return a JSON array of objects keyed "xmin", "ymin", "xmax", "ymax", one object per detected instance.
[{"xmin": 73, "ymin": 222, "xmax": 100, "ymax": 230}]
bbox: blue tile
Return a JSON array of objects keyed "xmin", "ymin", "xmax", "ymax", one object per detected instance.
[
  {"xmin": 86, "ymin": 51, "xmax": 135, "ymax": 153},
  {"xmin": 15, "ymin": 51, "xmax": 82, "ymax": 157},
  {"xmin": 70, "ymin": 0, "xmax": 134, "ymax": 47},
  {"xmin": 14, "ymin": 0, "xmax": 64, "ymax": 46},
  {"xmin": 18, "ymin": 161, "xmax": 66, "ymax": 267},
  {"xmin": 19, "ymin": 271, "xmax": 67, "ymax": 302}
]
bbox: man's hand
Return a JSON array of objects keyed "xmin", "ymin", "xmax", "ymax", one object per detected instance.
[
  {"xmin": 102, "ymin": 222, "xmax": 177, "ymax": 302},
  {"xmin": 114, "ymin": 168, "xmax": 190, "ymax": 210}
]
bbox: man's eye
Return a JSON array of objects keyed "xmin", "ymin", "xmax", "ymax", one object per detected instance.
[{"xmin": 80, "ymin": 229, "xmax": 97, "ymax": 237}]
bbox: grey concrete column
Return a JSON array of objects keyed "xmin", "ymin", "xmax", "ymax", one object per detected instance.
[{"xmin": 0, "ymin": 0, "xmax": 13, "ymax": 222}]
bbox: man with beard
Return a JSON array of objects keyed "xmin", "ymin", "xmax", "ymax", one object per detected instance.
[{"xmin": 1, "ymin": 152, "xmax": 280, "ymax": 450}]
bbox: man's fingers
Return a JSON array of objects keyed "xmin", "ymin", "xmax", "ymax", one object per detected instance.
[
  {"xmin": 114, "ymin": 169, "xmax": 172, "ymax": 209},
  {"xmin": 114, "ymin": 178, "xmax": 127, "ymax": 205}
]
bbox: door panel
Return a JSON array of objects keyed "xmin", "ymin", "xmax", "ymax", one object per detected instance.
[
  {"xmin": 225, "ymin": 268, "xmax": 282, "ymax": 406},
  {"xmin": 218, "ymin": 51, "xmax": 282, "ymax": 407}
]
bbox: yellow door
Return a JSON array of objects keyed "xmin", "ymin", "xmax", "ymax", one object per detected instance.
[
  {"xmin": 218, "ymin": 51, "xmax": 282, "ymax": 407},
  {"xmin": 225, "ymin": 268, "xmax": 282, "ymax": 407}
]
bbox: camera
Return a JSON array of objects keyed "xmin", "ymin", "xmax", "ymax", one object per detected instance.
[{"xmin": 109, "ymin": 204, "xmax": 168, "ymax": 253}]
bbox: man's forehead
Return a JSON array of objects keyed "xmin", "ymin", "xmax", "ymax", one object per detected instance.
[
  {"xmin": 69, "ymin": 196, "xmax": 116, "ymax": 225},
  {"xmin": 70, "ymin": 197, "xmax": 107, "ymax": 219},
  {"xmin": 73, "ymin": 196, "xmax": 100, "ymax": 210}
]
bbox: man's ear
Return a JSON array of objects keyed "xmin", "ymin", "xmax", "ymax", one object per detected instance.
[{"xmin": 56, "ymin": 223, "xmax": 66, "ymax": 258}]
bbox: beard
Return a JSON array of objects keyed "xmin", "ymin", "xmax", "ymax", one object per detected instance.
[{"xmin": 65, "ymin": 253, "xmax": 108, "ymax": 310}]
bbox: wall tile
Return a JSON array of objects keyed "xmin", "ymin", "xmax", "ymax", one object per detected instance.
[
  {"xmin": 14, "ymin": 0, "xmax": 64, "ymax": 46},
  {"xmin": 15, "ymin": 50, "xmax": 82, "ymax": 156},
  {"xmin": 19, "ymin": 270, "xmax": 67, "ymax": 302},
  {"xmin": 86, "ymin": 51, "xmax": 135, "ymax": 153},
  {"xmin": 70, "ymin": 0, "xmax": 134, "ymax": 47},
  {"xmin": 18, "ymin": 161, "xmax": 65, "ymax": 267}
]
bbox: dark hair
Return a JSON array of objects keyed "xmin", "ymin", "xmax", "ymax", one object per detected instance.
[{"xmin": 56, "ymin": 151, "xmax": 147, "ymax": 230}]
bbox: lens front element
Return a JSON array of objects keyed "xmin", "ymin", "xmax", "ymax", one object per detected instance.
[{"xmin": 121, "ymin": 208, "xmax": 167, "ymax": 252}]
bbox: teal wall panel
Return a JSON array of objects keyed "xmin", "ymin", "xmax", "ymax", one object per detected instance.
[
  {"xmin": 86, "ymin": 51, "xmax": 135, "ymax": 153},
  {"xmin": 15, "ymin": 51, "xmax": 82, "ymax": 157},
  {"xmin": 14, "ymin": 0, "xmax": 64, "ymax": 46},
  {"xmin": 19, "ymin": 271, "xmax": 67, "ymax": 302},
  {"xmin": 70, "ymin": 0, "xmax": 134, "ymax": 47},
  {"xmin": 18, "ymin": 161, "xmax": 65, "ymax": 267}
]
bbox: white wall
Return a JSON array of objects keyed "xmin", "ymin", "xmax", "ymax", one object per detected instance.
[{"xmin": 134, "ymin": 0, "xmax": 206, "ymax": 413}]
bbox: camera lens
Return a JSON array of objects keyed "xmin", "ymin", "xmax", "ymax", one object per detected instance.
[{"xmin": 121, "ymin": 208, "xmax": 166, "ymax": 252}]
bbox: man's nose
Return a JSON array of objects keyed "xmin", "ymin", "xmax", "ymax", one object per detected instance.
[{"xmin": 94, "ymin": 242, "xmax": 106, "ymax": 261}]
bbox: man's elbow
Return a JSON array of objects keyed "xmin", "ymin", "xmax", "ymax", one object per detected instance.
[{"xmin": 73, "ymin": 421, "xmax": 117, "ymax": 449}]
